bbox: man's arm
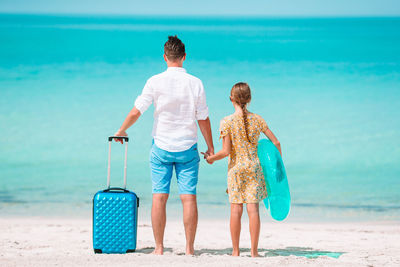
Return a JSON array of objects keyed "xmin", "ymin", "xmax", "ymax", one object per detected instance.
[
  {"xmin": 114, "ymin": 79, "xmax": 153, "ymax": 143},
  {"xmin": 198, "ymin": 117, "xmax": 214, "ymax": 156},
  {"xmin": 114, "ymin": 107, "xmax": 141, "ymax": 144}
]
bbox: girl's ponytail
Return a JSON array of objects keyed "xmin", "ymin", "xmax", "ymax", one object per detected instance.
[{"xmin": 240, "ymin": 103, "xmax": 251, "ymax": 143}]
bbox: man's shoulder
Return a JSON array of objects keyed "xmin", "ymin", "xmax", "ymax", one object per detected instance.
[
  {"xmin": 146, "ymin": 71, "xmax": 166, "ymax": 83},
  {"xmin": 184, "ymin": 72, "xmax": 202, "ymax": 83}
]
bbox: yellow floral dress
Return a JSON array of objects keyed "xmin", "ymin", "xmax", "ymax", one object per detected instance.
[{"xmin": 220, "ymin": 113, "xmax": 268, "ymax": 203}]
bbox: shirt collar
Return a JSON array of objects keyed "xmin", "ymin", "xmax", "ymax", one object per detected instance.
[{"xmin": 166, "ymin": 67, "xmax": 186, "ymax": 73}]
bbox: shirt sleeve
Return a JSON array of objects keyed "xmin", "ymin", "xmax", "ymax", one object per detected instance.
[
  {"xmin": 134, "ymin": 79, "xmax": 154, "ymax": 114},
  {"xmin": 259, "ymin": 116, "xmax": 269, "ymax": 132},
  {"xmin": 219, "ymin": 118, "xmax": 230, "ymax": 139},
  {"xmin": 195, "ymin": 80, "xmax": 209, "ymax": 120}
]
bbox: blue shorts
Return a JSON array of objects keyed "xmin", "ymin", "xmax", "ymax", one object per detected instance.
[{"xmin": 150, "ymin": 142, "xmax": 200, "ymax": 195}]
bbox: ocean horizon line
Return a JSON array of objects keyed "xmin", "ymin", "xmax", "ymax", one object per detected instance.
[{"xmin": 1, "ymin": 12, "xmax": 400, "ymax": 20}]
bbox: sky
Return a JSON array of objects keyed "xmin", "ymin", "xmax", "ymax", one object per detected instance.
[{"xmin": 0, "ymin": 0, "xmax": 399, "ymax": 16}]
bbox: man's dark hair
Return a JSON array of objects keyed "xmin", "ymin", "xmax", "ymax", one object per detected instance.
[{"xmin": 164, "ymin": 35, "xmax": 185, "ymax": 61}]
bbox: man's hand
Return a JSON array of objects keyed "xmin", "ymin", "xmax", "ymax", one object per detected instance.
[
  {"xmin": 205, "ymin": 147, "xmax": 214, "ymax": 157},
  {"xmin": 114, "ymin": 130, "xmax": 128, "ymax": 144}
]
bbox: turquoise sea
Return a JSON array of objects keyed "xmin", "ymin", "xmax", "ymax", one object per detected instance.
[{"xmin": 0, "ymin": 14, "xmax": 399, "ymax": 221}]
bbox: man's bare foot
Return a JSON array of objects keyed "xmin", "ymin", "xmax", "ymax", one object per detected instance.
[
  {"xmin": 232, "ymin": 249, "xmax": 240, "ymax": 256},
  {"xmin": 151, "ymin": 246, "xmax": 164, "ymax": 255},
  {"xmin": 251, "ymin": 252, "xmax": 260, "ymax": 257}
]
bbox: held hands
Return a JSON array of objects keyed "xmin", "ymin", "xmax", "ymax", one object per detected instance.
[
  {"xmin": 113, "ymin": 130, "xmax": 128, "ymax": 144},
  {"xmin": 201, "ymin": 148, "xmax": 215, "ymax": 164}
]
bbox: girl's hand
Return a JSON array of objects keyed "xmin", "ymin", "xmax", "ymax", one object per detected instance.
[{"xmin": 201, "ymin": 152, "xmax": 214, "ymax": 164}]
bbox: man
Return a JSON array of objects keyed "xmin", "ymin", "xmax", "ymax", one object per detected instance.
[{"xmin": 114, "ymin": 35, "xmax": 214, "ymax": 255}]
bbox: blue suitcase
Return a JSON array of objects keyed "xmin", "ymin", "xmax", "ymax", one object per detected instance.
[{"xmin": 93, "ymin": 136, "xmax": 139, "ymax": 254}]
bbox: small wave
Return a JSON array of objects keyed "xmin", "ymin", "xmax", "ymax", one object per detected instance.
[
  {"xmin": 0, "ymin": 190, "xmax": 27, "ymax": 204},
  {"xmin": 293, "ymin": 203, "xmax": 400, "ymax": 212}
]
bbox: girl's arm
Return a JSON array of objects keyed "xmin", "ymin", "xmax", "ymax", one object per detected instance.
[
  {"xmin": 203, "ymin": 134, "xmax": 232, "ymax": 164},
  {"xmin": 263, "ymin": 128, "xmax": 282, "ymax": 156}
]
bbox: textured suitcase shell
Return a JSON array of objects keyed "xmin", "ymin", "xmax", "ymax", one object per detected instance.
[{"xmin": 93, "ymin": 189, "xmax": 139, "ymax": 253}]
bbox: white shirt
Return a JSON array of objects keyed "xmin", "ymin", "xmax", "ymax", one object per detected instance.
[{"xmin": 134, "ymin": 67, "xmax": 209, "ymax": 152}]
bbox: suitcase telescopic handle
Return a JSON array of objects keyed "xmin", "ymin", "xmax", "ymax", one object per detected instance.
[
  {"xmin": 108, "ymin": 136, "xmax": 129, "ymax": 142},
  {"xmin": 107, "ymin": 136, "xmax": 129, "ymax": 189},
  {"xmin": 103, "ymin": 187, "xmax": 130, "ymax": 193}
]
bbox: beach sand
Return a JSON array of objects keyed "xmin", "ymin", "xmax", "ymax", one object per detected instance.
[{"xmin": 1, "ymin": 218, "xmax": 399, "ymax": 267}]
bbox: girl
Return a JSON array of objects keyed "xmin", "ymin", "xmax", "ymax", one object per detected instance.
[{"xmin": 203, "ymin": 82, "xmax": 281, "ymax": 257}]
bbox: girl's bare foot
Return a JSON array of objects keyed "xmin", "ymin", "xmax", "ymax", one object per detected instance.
[
  {"xmin": 251, "ymin": 252, "xmax": 260, "ymax": 257},
  {"xmin": 151, "ymin": 246, "xmax": 164, "ymax": 255},
  {"xmin": 186, "ymin": 246, "xmax": 195, "ymax": 255},
  {"xmin": 232, "ymin": 249, "xmax": 240, "ymax": 256}
]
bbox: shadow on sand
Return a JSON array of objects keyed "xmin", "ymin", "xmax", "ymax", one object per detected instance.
[
  {"xmin": 135, "ymin": 247, "xmax": 173, "ymax": 254},
  {"xmin": 135, "ymin": 246, "xmax": 344, "ymax": 258},
  {"xmin": 195, "ymin": 246, "xmax": 344, "ymax": 258}
]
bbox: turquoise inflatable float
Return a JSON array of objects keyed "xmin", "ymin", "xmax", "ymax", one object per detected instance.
[{"xmin": 257, "ymin": 139, "xmax": 291, "ymax": 221}]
